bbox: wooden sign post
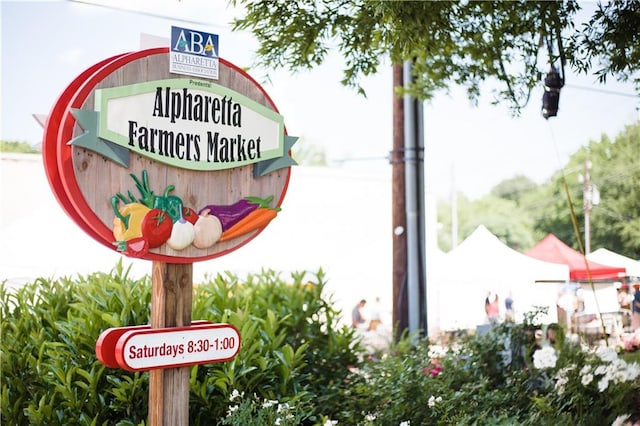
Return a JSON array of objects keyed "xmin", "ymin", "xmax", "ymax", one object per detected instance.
[
  {"xmin": 149, "ymin": 262, "xmax": 193, "ymax": 425},
  {"xmin": 43, "ymin": 27, "xmax": 295, "ymax": 425}
]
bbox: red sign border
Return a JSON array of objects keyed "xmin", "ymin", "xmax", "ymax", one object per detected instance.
[
  {"xmin": 43, "ymin": 48, "xmax": 292, "ymax": 262},
  {"xmin": 95, "ymin": 320, "xmax": 214, "ymax": 368}
]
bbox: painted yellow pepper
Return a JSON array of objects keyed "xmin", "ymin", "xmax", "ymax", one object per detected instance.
[{"xmin": 111, "ymin": 198, "xmax": 151, "ymax": 241}]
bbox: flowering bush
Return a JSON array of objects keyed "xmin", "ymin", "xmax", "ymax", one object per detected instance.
[
  {"xmin": 619, "ymin": 330, "xmax": 640, "ymax": 353},
  {"xmin": 219, "ymin": 390, "xmax": 308, "ymax": 426},
  {"xmin": 333, "ymin": 314, "xmax": 640, "ymax": 426},
  {"xmin": 530, "ymin": 343, "xmax": 640, "ymax": 425},
  {"xmin": 533, "ymin": 346, "xmax": 558, "ymax": 369},
  {"xmin": 3, "ymin": 268, "xmax": 638, "ymax": 425}
]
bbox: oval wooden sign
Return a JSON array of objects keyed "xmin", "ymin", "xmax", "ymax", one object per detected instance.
[{"xmin": 43, "ymin": 48, "xmax": 294, "ymax": 263}]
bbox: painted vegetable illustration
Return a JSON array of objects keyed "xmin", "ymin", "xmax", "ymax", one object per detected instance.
[
  {"xmin": 122, "ymin": 237, "xmax": 150, "ymax": 258},
  {"xmin": 110, "ymin": 170, "xmax": 281, "ymax": 256},
  {"xmin": 182, "ymin": 207, "xmax": 199, "ymax": 225},
  {"xmin": 218, "ymin": 204, "xmax": 280, "ymax": 242},
  {"xmin": 111, "ymin": 200, "xmax": 151, "ymax": 242},
  {"xmin": 198, "ymin": 196, "xmax": 275, "ymax": 231},
  {"xmin": 166, "ymin": 215, "xmax": 195, "ymax": 250},
  {"xmin": 140, "ymin": 208, "xmax": 173, "ymax": 248},
  {"xmin": 152, "ymin": 184, "xmax": 184, "ymax": 222},
  {"xmin": 192, "ymin": 209, "xmax": 223, "ymax": 249},
  {"xmin": 112, "ymin": 170, "xmax": 183, "ymax": 255}
]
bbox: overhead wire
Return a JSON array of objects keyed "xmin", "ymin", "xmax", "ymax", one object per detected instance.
[
  {"xmin": 546, "ymin": 118, "xmax": 610, "ymax": 347},
  {"xmin": 66, "ymin": 0, "xmax": 225, "ymax": 27}
]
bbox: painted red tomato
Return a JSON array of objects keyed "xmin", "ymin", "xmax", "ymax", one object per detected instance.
[{"xmin": 141, "ymin": 209, "xmax": 173, "ymax": 248}]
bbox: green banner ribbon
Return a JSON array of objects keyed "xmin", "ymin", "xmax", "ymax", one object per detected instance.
[
  {"xmin": 69, "ymin": 109, "xmax": 130, "ymax": 168},
  {"xmin": 253, "ymin": 135, "xmax": 298, "ymax": 178}
]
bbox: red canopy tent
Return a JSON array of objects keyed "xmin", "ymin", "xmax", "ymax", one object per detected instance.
[{"xmin": 525, "ymin": 234, "xmax": 626, "ymax": 281}]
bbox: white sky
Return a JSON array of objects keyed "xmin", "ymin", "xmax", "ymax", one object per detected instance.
[{"xmin": 1, "ymin": 0, "xmax": 639, "ymax": 200}]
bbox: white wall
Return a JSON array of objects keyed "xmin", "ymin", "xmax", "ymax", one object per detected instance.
[{"xmin": 1, "ymin": 154, "xmax": 401, "ymax": 326}]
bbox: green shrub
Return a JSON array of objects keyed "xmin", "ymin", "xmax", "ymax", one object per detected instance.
[
  {"xmin": 190, "ymin": 268, "xmax": 363, "ymax": 424},
  {"xmin": 336, "ymin": 315, "xmax": 640, "ymax": 425},
  {"xmin": 1, "ymin": 263, "xmax": 151, "ymax": 425},
  {"xmin": 1, "ymin": 263, "xmax": 364, "ymax": 425},
  {"xmin": 0, "ymin": 140, "xmax": 40, "ymax": 153},
  {"xmin": 9, "ymin": 263, "xmax": 635, "ymax": 425}
]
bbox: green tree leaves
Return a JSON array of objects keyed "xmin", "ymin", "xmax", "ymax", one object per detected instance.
[{"xmin": 230, "ymin": 0, "xmax": 640, "ymax": 112}]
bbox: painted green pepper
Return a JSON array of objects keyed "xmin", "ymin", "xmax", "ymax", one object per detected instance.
[{"xmin": 153, "ymin": 185, "xmax": 184, "ymax": 223}]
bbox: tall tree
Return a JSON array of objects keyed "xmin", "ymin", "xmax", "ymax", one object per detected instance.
[
  {"xmin": 523, "ymin": 123, "xmax": 640, "ymax": 258},
  {"xmin": 587, "ymin": 123, "xmax": 640, "ymax": 258},
  {"xmin": 231, "ymin": 0, "xmax": 639, "ymax": 111},
  {"xmin": 490, "ymin": 175, "xmax": 539, "ymax": 205}
]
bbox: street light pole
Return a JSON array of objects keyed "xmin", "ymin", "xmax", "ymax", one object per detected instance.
[{"xmin": 402, "ymin": 60, "xmax": 427, "ymax": 337}]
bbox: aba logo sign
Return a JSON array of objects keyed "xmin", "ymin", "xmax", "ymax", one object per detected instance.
[{"xmin": 170, "ymin": 26, "xmax": 219, "ymax": 79}]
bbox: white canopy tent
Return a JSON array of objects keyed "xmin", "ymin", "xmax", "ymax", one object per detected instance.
[
  {"xmin": 587, "ymin": 248, "xmax": 640, "ymax": 279},
  {"xmin": 427, "ymin": 225, "xmax": 570, "ymax": 332}
]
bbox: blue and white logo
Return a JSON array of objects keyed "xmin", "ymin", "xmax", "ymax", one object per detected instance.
[{"xmin": 170, "ymin": 26, "xmax": 219, "ymax": 80}]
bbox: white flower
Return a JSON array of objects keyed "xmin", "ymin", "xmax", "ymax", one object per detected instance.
[
  {"xmin": 612, "ymin": 414, "xmax": 631, "ymax": 426},
  {"xmin": 229, "ymin": 389, "xmax": 244, "ymax": 401},
  {"xmin": 580, "ymin": 365, "xmax": 592, "ymax": 375},
  {"xmin": 594, "ymin": 365, "xmax": 607, "ymax": 376},
  {"xmin": 226, "ymin": 405, "xmax": 238, "ymax": 417},
  {"xmin": 625, "ymin": 362, "xmax": 640, "ymax": 381},
  {"xmin": 596, "ymin": 346, "xmax": 618, "ymax": 362},
  {"xmin": 609, "ymin": 360, "xmax": 640, "ymax": 383},
  {"xmin": 581, "ymin": 373, "xmax": 594, "ymax": 386},
  {"xmin": 323, "ymin": 420, "xmax": 338, "ymax": 426},
  {"xmin": 554, "ymin": 375, "xmax": 568, "ymax": 396},
  {"xmin": 614, "ymin": 369, "xmax": 628, "ymax": 383},
  {"xmin": 275, "ymin": 418, "xmax": 282, "ymax": 426},
  {"xmin": 365, "ymin": 413, "xmax": 376, "ymax": 421},
  {"xmin": 533, "ymin": 347, "xmax": 558, "ymax": 369},
  {"xmin": 399, "ymin": 421, "xmax": 411, "ymax": 426},
  {"xmin": 277, "ymin": 403, "xmax": 290, "ymax": 413},
  {"xmin": 262, "ymin": 399, "xmax": 279, "ymax": 408},
  {"xmin": 428, "ymin": 395, "xmax": 442, "ymax": 407},
  {"xmin": 428, "ymin": 345, "xmax": 447, "ymax": 359},
  {"xmin": 598, "ymin": 377, "xmax": 609, "ymax": 392}
]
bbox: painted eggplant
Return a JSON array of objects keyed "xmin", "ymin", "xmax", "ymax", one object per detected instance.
[{"xmin": 198, "ymin": 195, "xmax": 274, "ymax": 231}]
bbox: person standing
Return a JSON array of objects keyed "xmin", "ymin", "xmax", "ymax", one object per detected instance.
[
  {"xmin": 632, "ymin": 282, "xmax": 640, "ymax": 331},
  {"xmin": 368, "ymin": 297, "xmax": 383, "ymax": 331},
  {"xmin": 485, "ymin": 292, "xmax": 500, "ymax": 324},
  {"xmin": 505, "ymin": 291, "xmax": 515, "ymax": 322},
  {"xmin": 352, "ymin": 299, "xmax": 367, "ymax": 328},
  {"xmin": 484, "ymin": 291, "xmax": 492, "ymax": 317}
]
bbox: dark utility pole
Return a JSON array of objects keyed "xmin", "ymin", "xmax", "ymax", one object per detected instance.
[
  {"xmin": 391, "ymin": 62, "xmax": 428, "ymax": 340},
  {"xmin": 402, "ymin": 61, "xmax": 427, "ymax": 337},
  {"xmin": 391, "ymin": 64, "xmax": 408, "ymax": 338}
]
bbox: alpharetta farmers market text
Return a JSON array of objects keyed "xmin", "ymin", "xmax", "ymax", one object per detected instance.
[{"xmin": 127, "ymin": 86, "xmax": 263, "ymax": 164}]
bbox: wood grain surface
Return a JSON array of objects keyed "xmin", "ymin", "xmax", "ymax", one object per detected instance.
[{"xmin": 70, "ymin": 52, "xmax": 289, "ymax": 260}]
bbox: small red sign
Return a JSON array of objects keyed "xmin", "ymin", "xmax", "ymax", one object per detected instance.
[
  {"xmin": 96, "ymin": 320, "xmax": 213, "ymax": 368},
  {"xmin": 100, "ymin": 323, "xmax": 240, "ymax": 371}
]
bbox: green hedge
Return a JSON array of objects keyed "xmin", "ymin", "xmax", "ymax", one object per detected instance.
[
  {"xmin": 1, "ymin": 263, "xmax": 363, "ymax": 425},
  {"xmin": 6, "ymin": 263, "xmax": 633, "ymax": 425}
]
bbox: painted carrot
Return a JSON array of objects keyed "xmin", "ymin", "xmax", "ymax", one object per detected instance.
[{"xmin": 218, "ymin": 207, "xmax": 279, "ymax": 242}]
